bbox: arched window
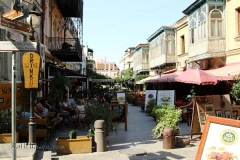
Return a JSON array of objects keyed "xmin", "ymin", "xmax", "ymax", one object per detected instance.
[
  {"xmin": 210, "ymin": 9, "xmax": 223, "ymax": 38},
  {"xmin": 190, "ymin": 19, "xmax": 197, "ymax": 44},
  {"xmin": 198, "ymin": 13, "xmax": 206, "ymax": 40}
]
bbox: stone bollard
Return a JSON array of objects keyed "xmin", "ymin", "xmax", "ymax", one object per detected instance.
[{"xmin": 94, "ymin": 120, "xmax": 106, "ymax": 152}]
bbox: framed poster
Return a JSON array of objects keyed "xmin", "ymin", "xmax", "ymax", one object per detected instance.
[
  {"xmin": 116, "ymin": 92, "xmax": 126, "ymax": 104},
  {"xmin": 110, "ymin": 104, "xmax": 127, "ymax": 131},
  {"xmin": 224, "ymin": 110, "xmax": 232, "ymax": 119},
  {"xmin": 204, "ymin": 104, "xmax": 214, "ymax": 113},
  {"xmin": 145, "ymin": 90, "xmax": 157, "ymax": 110},
  {"xmin": 157, "ymin": 90, "xmax": 175, "ymax": 105},
  {"xmin": 196, "ymin": 116, "xmax": 240, "ymax": 160},
  {"xmin": 215, "ymin": 110, "xmax": 223, "ymax": 117}
]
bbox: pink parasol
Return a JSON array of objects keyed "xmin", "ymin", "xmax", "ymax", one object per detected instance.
[{"xmin": 175, "ymin": 68, "xmax": 217, "ymax": 85}]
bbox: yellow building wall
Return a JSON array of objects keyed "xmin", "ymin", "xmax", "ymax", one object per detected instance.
[
  {"xmin": 225, "ymin": 0, "xmax": 240, "ymax": 64},
  {"xmin": 173, "ymin": 16, "xmax": 189, "ymax": 70}
]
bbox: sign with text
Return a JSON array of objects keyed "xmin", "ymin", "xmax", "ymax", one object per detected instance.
[
  {"xmin": 22, "ymin": 52, "xmax": 40, "ymax": 88},
  {"xmin": 145, "ymin": 90, "xmax": 157, "ymax": 110},
  {"xmin": 110, "ymin": 103, "xmax": 127, "ymax": 131},
  {"xmin": 3, "ymin": 10, "xmax": 24, "ymax": 20},
  {"xmin": 0, "ymin": 41, "xmax": 37, "ymax": 52},
  {"xmin": 0, "ymin": 83, "xmax": 25, "ymax": 109},
  {"xmin": 0, "ymin": 17, "xmax": 31, "ymax": 34},
  {"xmin": 157, "ymin": 90, "xmax": 175, "ymax": 105},
  {"xmin": 196, "ymin": 116, "xmax": 240, "ymax": 160}
]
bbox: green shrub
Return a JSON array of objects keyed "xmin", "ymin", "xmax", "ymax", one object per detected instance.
[
  {"xmin": 69, "ymin": 130, "xmax": 77, "ymax": 139},
  {"xmin": 146, "ymin": 99, "xmax": 157, "ymax": 115},
  {"xmin": 152, "ymin": 103, "xmax": 182, "ymax": 138}
]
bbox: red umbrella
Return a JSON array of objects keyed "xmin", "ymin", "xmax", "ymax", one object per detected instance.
[{"xmin": 175, "ymin": 68, "xmax": 217, "ymax": 85}]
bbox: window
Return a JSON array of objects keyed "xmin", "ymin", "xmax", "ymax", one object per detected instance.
[
  {"xmin": 210, "ymin": 10, "xmax": 223, "ymax": 38},
  {"xmin": 237, "ymin": 8, "xmax": 240, "ymax": 37},
  {"xmin": 180, "ymin": 35, "xmax": 185, "ymax": 54},
  {"xmin": 190, "ymin": 19, "xmax": 197, "ymax": 44},
  {"xmin": 198, "ymin": 13, "xmax": 206, "ymax": 40}
]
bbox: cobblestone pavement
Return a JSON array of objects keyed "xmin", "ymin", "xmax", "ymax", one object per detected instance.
[{"xmin": 48, "ymin": 103, "xmax": 200, "ymax": 160}]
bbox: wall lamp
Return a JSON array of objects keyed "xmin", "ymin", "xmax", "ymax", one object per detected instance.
[{"xmin": 26, "ymin": 6, "xmax": 41, "ymax": 42}]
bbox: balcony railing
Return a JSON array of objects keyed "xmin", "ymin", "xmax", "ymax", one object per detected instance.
[
  {"xmin": 46, "ymin": 37, "xmax": 82, "ymax": 62},
  {"xmin": 47, "ymin": 37, "xmax": 80, "ymax": 51}
]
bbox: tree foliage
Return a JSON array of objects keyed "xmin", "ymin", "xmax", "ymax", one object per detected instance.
[
  {"xmin": 135, "ymin": 74, "xmax": 149, "ymax": 82},
  {"xmin": 86, "ymin": 67, "xmax": 111, "ymax": 79}
]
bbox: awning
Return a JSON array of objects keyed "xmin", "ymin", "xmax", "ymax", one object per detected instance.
[
  {"xmin": 206, "ymin": 62, "xmax": 240, "ymax": 81},
  {"xmin": 91, "ymin": 79, "xmax": 115, "ymax": 83},
  {"xmin": 135, "ymin": 76, "xmax": 158, "ymax": 84},
  {"xmin": 146, "ymin": 71, "xmax": 183, "ymax": 83}
]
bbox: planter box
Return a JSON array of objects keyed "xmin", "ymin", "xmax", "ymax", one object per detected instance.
[
  {"xmin": 56, "ymin": 136, "xmax": 92, "ymax": 154},
  {"xmin": 0, "ymin": 132, "xmax": 19, "ymax": 143}
]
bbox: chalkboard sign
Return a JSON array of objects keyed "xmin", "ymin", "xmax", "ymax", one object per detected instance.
[{"xmin": 110, "ymin": 104, "xmax": 127, "ymax": 131}]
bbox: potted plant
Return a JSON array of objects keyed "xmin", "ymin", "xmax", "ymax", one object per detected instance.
[
  {"xmin": 56, "ymin": 130, "xmax": 92, "ymax": 154},
  {"xmin": 230, "ymin": 74, "xmax": 240, "ymax": 105},
  {"xmin": 0, "ymin": 108, "xmax": 19, "ymax": 143},
  {"xmin": 152, "ymin": 103, "xmax": 182, "ymax": 139}
]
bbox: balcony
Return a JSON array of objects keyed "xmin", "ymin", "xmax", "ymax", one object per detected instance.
[
  {"xmin": 188, "ymin": 39, "xmax": 226, "ymax": 62},
  {"xmin": 47, "ymin": 37, "xmax": 82, "ymax": 62},
  {"xmin": 55, "ymin": 0, "xmax": 83, "ymax": 18},
  {"xmin": 137, "ymin": 63, "xmax": 149, "ymax": 72}
]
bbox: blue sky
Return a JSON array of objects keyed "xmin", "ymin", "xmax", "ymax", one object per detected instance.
[{"xmin": 83, "ymin": 0, "xmax": 194, "ymax": 66}]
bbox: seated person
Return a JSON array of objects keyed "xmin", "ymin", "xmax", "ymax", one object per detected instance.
[
  {"xmin": 50, "ymin": 105, "xmax": 63, "ymax": 127},
  {"xmin": 34, "ymin": 102, "xmax": 48, "ymax": 119},
  {"xmin": 18, "ymin": 104, "xmax": 42, "ymax": 129},
  {"xmin": 61, "ymin": 96, "xmax": 75, "ymax": 116},
  {"xmin": 179, "ymin": 95, "xmax": 193, "ymax": 122},
  {"xmin": 75, "ymin": 99, "xmax": 86, "ymax": 124},
  {"xmin": 39, "ymin": 99, "xmax": 54, "ymax": 111}
]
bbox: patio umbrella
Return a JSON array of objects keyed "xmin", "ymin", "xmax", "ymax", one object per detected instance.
[{"xmin": 175, "ymin": 68, "xmax": 217, "ymax": 85}]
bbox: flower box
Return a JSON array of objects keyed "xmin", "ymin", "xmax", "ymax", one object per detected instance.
[
  {"xmin": 56, "ymin": 136, "xmax": 92, "ymax": 154},
  {"xmin": 0, "ymin": 131, "xmax": 19, "ymax": 143}
]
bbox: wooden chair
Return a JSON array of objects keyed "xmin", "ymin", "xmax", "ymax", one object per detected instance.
[{"xmin": 17, "ymin": 119, "xmax": 50, "ymax": 145}]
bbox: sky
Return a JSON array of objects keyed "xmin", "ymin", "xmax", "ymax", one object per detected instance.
[{"xmin": 83, "ymin": 0, "xmax": 194, "ymax": 67}]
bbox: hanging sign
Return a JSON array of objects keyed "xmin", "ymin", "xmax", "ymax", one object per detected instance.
[
  {"xmin": 22, "ymin": 52, "xmax": 40, "ymax": 88},
  {"xmin": 2, "ymin": 10, "xmax": 24, "ymax": 20}
]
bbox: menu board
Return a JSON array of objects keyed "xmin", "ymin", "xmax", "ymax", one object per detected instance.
[
  {"xmin": 145, "ymin": 90, "xmax": 157, "ymax": 110},
  {"xmin": 196, "ymin": 116, "xmax": 240, "ymax": 160},
  {"xmin": 116, "ymin": 92, "xmax": 126, "ymax": 104},
  {"xmin": 110, "ymin": 104, "xmax": 127, "ymax": 131},
  {"xmin": 157, "ymin": 90, "xmax": 175, "ymax": 105}
]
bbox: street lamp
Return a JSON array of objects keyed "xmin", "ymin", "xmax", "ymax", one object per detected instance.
[
  {"xmin": 25, "ymin": 6, "xmax": 41, "ymax": 145},
  {"xmin": 26, "ymin": 6, "xmax": 41, "ymax": 42}
]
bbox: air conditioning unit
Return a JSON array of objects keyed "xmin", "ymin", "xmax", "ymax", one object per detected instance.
[{"xmin": 200, "ymin": 59, "xmax": 209, "ymax": 70}]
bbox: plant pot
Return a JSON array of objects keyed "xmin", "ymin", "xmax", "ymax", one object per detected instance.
[
  {"xmin": 56, "ymin": 136, "xmax": 92, "ymax": 154},
  {"xmin": 0, "ymin": 131, "xmax": 19, "ymax": 143}
]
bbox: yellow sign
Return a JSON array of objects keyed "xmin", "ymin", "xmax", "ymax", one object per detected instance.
[
  {"xmin": 22, "ymin": 52, "xmax": 40, "ymax": 88},
  {"xmin": 0, "ymin": 83, "xmax": 25, "ymax": 109}
]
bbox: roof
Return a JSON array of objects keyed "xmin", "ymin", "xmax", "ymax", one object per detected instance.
[
  {"xmin": 147, "ymin": 26, "xmax": 174, "ymax": 42},
  {"xmin": 182, "ymin": 0, "xmax": 206, "ymax": 15}
]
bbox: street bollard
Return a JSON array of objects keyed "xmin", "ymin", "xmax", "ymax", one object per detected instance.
[
  {"xmin": 163, "ymin": 127, "xmax": 176, "ymax": 149},
  {"xmin": 94, "ymin": 120, "xmax": 106, "ymax": 152}
]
